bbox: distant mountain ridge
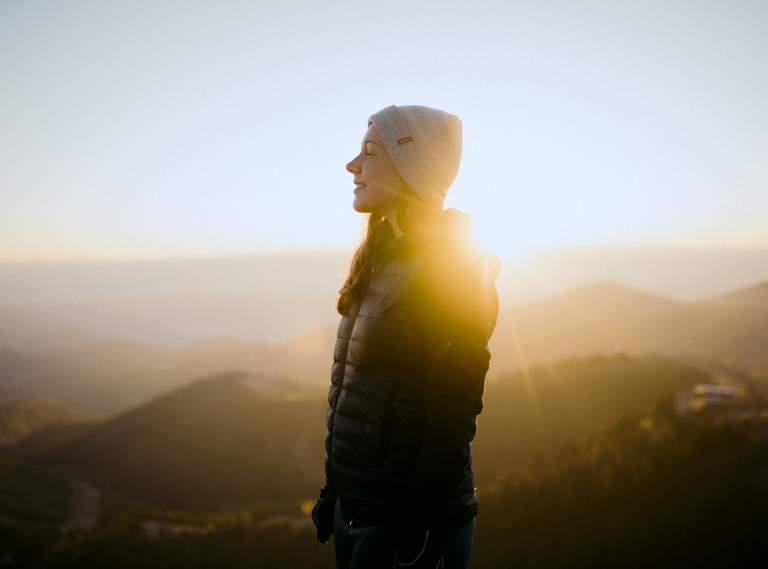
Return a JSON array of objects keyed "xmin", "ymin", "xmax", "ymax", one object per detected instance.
[
  {"xmin": 489, "ymin": 280, "xmax": 768, "ymax": 381},
  {"xmin": 1, "ymin": 280, "xmax": 766, "ymax": 418},
  {"xmin": 0, "ymin": 336, "xmax": 335, "ymax": 415},
  {"xmin": 706, "ymin": 281, "xmax": 768, "ymax": 307},
  {"xmin": 0, "ymin": 399, "xmax": 91, "ymax": 445},
  {"xmin": 2, "ymin": 247, "xmax": 767, "ymax": 353},
  {"xmin": 27, "ymin": 371, "xmax": 326, "ymax": 510}
]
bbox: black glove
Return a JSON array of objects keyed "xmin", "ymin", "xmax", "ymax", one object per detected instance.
[{"xmin": 311, "ymin": 485, "xmax": 338, "ymax": 544}]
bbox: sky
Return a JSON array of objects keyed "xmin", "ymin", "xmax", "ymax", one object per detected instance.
[{"xmin": 1, "ymin": 0, "xmax": 766, "ymax": 262}]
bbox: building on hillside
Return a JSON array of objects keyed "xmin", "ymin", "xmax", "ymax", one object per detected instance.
[
  {"xmin": 674, "ymin": 383, "xmax": 741, "ymax": 415},
  {"xmin": 674, "ymin": 382, "xmax": 768, "ymax": 438}
]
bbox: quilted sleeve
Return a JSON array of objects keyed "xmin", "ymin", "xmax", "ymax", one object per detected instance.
[
  {"xmin": 323, "ymin": 312, "xmax": 351, "ymax": 491},
  {"xmin": 323, "ymin": 382, "xmax": 341, "ymax": 490}
]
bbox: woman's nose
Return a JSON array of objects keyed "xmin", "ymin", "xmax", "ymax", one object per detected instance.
[{"xmin": 346, "ymin": 156, "xmax": 360, "ymax": 174}]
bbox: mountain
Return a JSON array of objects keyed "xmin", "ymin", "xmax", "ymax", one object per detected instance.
[
  {"xmin": 2, "ymin": 248, "xmax": 767, "ymax": 352},
  {"xmin": 473, "ymin": 352, "xmax": 716, "ymax": 484},
  {"xmin": 0, "ymin": 340, "xmax": 183, "ymax": 415},
  {"xmin": 11, "ymin": 420, "xmax": 100, "ymax": 458},
  {"xmin": 0, "ymin": 250, "xmax": 350, "ymax": 352},
  {"xmin": 277, "ymin": 280, "xmax": 768, "ymax": 387},
  {"xmin": 0, "ymin": 399, "xmax": 91, "ymax": 446},
  {"xmin": 0, "ymin": 347, "xmax": 44, "ymax": 389},
  {"xmin": 19, "ymin": 353, "xmax": 727, "ymax": 511},
  {"xmin": 705, "ymin": 281, "xmax": 768, "ymax": 308},
  {"xmin": 0, "ymin": 336, "xmax": 336, "ymax": 415},
  {"xmin": 2, "ymin": 280, "xmax": 766, "ymax": 418},
  {"xmin": 489, "ymin": 280, "xmax": 768, "ymax": 381},
  {"xmin": 27, "ymin": 370, "xmax": 327, "ymax": 510}
]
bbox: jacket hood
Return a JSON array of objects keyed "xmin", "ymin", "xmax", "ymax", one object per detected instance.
[
  {"xmin": 405, "ymin": 207, "xmax": 471, "ymax": 240},
  {"xmin": 395, "ymin": 208, "xmax": 501, "ymax": 283}
]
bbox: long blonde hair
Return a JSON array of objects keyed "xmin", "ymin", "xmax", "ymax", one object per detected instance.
[{"xmin": 337, "ymin": 188, "xmax": 441, "ymax": 316}]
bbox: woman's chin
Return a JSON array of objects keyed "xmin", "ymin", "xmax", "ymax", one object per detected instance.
[{"xmin": 352, "ymin": 197, "xmax": 371, "ymax": 213}]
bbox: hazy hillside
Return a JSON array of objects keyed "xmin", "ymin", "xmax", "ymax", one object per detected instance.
[
  {"xmin": 3, "ymin": 280, "xmax": 766, "ymax": 417},
  {"xmin": 499, "ymin": 246, "xmax": 768, "ymax": 305},
  {"xmin": 0, "ymin": 251, "xmax": 350, "ymax": 352},
  {"xmin": 489, "ymin": 281, "xmax": 768, "ymax": 380},
  {"xmin": 0, "ymin": 337, "xmax": 335, "ymax": 415},
  {"xmin": 0, "ymin": 399, "xmax": 91, "ymax": 445},
  {"xmin": 490, "ymin": 282, "xmax": 695, "ymax": 369},
  {"xmin": 474, "ymin": 352, "xmax": 712, "ymax": 484},
  {"xmin": 15, "ymin": 354, "xmax": 729, "ymax": 511},
  {"xmin": 705, "ymin": 281, "xmax": 768, "ymax": 308},
  {"xmin": 28, "ymin": 371, "xmax": 328, "ymax": 510},
  {"xmin": 686, "ymin": 282, "xmax": 768, "ymax": 377},
  {"xmin": 11, "ymin": 420, "xmax": 101, "ymax": 458},
  {"xmin": 2, "ymin": 248, "xmax": 767, "ymax": 353}
]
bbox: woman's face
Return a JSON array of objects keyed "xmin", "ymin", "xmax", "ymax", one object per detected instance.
[{"xmin": 345, "ymin": 123, "xmax": 408, "ymax": 214}]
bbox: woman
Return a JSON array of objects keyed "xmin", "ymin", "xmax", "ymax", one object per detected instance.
[{"xmin": 312, "ymin": 104, "xmax": 500, "ymax": 569}]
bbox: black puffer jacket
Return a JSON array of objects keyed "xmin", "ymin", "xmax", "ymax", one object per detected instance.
[{"xmin": 324, "ymin": 208, "xmax": 500, "ymax": 528}]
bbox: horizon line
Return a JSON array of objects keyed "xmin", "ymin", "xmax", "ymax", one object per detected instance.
[{"xmin": 2, "ymin": 241, "xmax": 768, "ymax": 266}]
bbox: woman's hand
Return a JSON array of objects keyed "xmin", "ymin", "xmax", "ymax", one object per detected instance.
[{"xmin": 311, "ymin": 485, "xmax": 338, "ymax": 544}]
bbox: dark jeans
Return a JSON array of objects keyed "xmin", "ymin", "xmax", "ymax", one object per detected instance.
[{"xmin": 332, "ymin": 498, "xmax": 475, "ymax": 569}]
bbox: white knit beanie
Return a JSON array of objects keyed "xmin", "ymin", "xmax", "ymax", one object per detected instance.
[{"xmin": 367, "ymin": 104, "xmax": 462, "ymax": 208}]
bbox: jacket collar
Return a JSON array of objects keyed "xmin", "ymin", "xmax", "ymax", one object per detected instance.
[
  {"xmin": 379, "ymin": 208, "xmax": 501, "ymax": 283},
  {"xmin": 385, "ymin": 208, "xmax": 472, "ymax": 254}
]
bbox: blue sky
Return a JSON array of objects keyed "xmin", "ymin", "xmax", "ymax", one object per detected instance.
[{"xmin": 1, "ymin": 0, "xmax": 766, "ymax": 261}]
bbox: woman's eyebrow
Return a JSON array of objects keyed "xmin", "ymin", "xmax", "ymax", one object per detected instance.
[{"xmin": 362, "ymin": 140, "xmax": 381, "ymax": 147}]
